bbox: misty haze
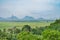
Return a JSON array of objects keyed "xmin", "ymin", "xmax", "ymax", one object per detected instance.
[{"xmin": 0, "ymin": 0, "xmax": 60, "ymax": 40}]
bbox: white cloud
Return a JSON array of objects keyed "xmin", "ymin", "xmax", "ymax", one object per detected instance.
[{"xmin": 0, "ymin": 0, "xmax": 60, "ymax": 19}]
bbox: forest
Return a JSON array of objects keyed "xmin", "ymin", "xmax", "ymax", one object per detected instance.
[{"xmin": 0, "ymin": 19, "xmax": 60, "ymax": 40}]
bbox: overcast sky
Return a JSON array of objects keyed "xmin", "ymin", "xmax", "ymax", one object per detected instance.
[{"xmin": 0, "ymin": 0, "xmax": 60, "ymax": 19}]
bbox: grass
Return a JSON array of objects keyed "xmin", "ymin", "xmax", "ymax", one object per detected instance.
[{"xmin": 0, "ymin": 21, "xmax": 52, "ymax": 29}]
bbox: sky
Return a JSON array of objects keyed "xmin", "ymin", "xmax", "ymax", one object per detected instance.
[{"xmin": 0, "ymin": 0, "xmax": 60, "ymax": 19}]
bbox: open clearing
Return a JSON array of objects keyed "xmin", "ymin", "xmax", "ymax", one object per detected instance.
[{"xmin": 0, "ymin": 21, "xmax": 52, "ymax": 29}]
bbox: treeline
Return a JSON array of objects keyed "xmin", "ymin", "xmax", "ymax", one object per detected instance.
[{"xmin": 0, "ymin": 19, "xmax": 60, "ymax": 40}]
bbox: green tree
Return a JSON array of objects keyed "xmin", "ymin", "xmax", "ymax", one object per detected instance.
[
  {"xmin": 42, "ymin": 30, "xmax": 60, "ymax": 40},
  {"xmin": 17, "ymin": 31, "xmax": 41, "ymax": 40},
  {"xmin": 22, "ymin": 25, "xmax": 31, "ymax": 32}
]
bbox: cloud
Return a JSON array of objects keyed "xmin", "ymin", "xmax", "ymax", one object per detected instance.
[{"xmin": 0, "ymin": 0, "xmax": 60, "ymax": 19}]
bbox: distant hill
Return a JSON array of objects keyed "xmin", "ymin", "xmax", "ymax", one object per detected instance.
[
  {"xmin": 7, "ymin": 15, "xmax": 19, "ymax": 20},
  {"xmin": 0, "ymin": 16, "xmax": 54, "ymax": 22},
  {"xmin": 37, "ymin": 18, "xmax": 45, "ymax": 20},
  {"xmin": 22, "ymin": 16, "xmax": 35, "ymax": 20},
  {"xmin": 0, "ymin": 17, "xmax": 5, "ymax": 20}
]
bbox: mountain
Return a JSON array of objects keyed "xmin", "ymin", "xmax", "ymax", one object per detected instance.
[
  {"xmin": 0, "ymin": 17, "xmax": 5, "ymax": 20},
  {"xmin": 37, "ymin": 18, "xmax": 46, "ymax": 20},
  {"xmin": 0, "ymin": 16, "xmax": 54, "ymax": 22},
  {"xmin": 22, "ymin": 16, "xmax": 35, "ymax": 20},
  {"xmin": 7, "ymin": 15, "xmax": 18, "ymax": 20}
]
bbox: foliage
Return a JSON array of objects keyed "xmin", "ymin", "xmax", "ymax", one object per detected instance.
[
  {"xmin": 47, "ymin": 19, "xmax": 60, "ymax": 31},
  {"xmin": 17, "ymin": 31, "xmax": 41, "ymax": 40},
  {"xmin": 32, "ymin": 27, "xmax": 45, "ymax": 35},
  {"xmin": 42, "ymin": 30, "xmax": 60, "ymax": 40},
  {"xmin": 0, "ymin": 19, "xmax": 60, "ymax": 40},
  {"xmin": 22, "ymin": 25, "xmax": 31, "ymax": 32}
]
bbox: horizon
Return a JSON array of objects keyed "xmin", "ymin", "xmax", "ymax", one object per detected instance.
[
  {"xmin": 0, "ymin": 0, "xmax": 60, "ymax": 19},
  {"xmin": 0, "ymin": 15, "xmax": 60, "ymax": 20}
]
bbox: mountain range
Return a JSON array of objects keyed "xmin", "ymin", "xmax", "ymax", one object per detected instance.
[{"xmin": 0, "ymin": 15, "xmax": 54, "ymax": 22}]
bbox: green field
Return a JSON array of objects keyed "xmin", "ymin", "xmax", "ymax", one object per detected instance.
[{"xmin": 0, "ymin": 21, "xmax": 52, "ymax": 29}]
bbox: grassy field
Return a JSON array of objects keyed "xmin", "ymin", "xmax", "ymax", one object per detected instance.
[{"xmin": 0, "ymin": 21, "xmax": 53, "ymax": 29}]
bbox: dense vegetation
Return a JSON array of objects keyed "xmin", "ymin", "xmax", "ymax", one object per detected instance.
[{"xmin": 0, "ymin": 20, "xmax": 60, "ymax": 40}]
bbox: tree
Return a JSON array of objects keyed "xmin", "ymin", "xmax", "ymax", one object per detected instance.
[
  {"xmin": 17, "ymin": 31, "xmax": 41, "ymax": 40},
  {"xmin": 42, "ymin": 30, "xmax": 60, "ymax": 40},
  {"xmin": 22, "ymin": 25, "xmax": 31, "ymax": 32},
  {"xmin": 55, "ymin": 19, "xmax": 60, "ymax": 24}
]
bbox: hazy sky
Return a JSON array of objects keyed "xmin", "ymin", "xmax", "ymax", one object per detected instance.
[{"xmin": 0, "ymin": 0, "xmax": 60, "ymax": 19}]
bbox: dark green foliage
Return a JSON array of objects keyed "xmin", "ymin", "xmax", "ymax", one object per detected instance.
[
  {"xmin": 13, "ymin": 27, "xmax": 20, "ymax": 34},
  {"xmin": 32, "ymin": 27, "xmax": 45, "ymax": 35},
  {"xmin": 22, "ymin": 25, "xmax": 31, "ymax": 32},
  {"xmin": 47, "ymin": 19, "xmax": 60, "ymax": 31},
  {"xmin": 50, "ymin": 19, "xmax": 60, "ymax": 25},
  {"xmin": 54, "ymin": 19, "xmax": 60, "ymax": 24}
]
